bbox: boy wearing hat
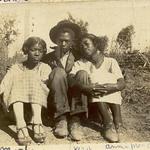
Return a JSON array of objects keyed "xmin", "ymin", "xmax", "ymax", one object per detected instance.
[{"xmin": 43, "ymin": 20, "xmax": 87, "ymax": 141}]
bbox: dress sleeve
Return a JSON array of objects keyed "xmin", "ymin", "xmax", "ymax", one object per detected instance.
[
  {"xmin": 0, "ymin": 65, "xmax": 16, "ymax": 95},
  {"xmin": 110, "ymin": 58, "xmax": 123, "ymax": 79},
  {"xmin": 40, "ymin": 63, "xmax": 52, "ymax": 83}
]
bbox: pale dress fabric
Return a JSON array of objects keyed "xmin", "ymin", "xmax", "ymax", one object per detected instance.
[
  {"xmin": 70, "ymin": 57, "xmax": 123, "ymax": 105},
  {"xmin": 0, "ymin": 62, "xmax": 51, "ymax": 110}
]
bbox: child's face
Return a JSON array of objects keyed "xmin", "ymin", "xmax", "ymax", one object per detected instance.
[
  {"xmin": 28, "ymin": 43, "xmax": 44, "ymax": 63},
  {"xmin": 81, "ymin": 37, "xmax": 96, "ymax": 58},
  {"xmin": 56, "ymin": 32, "xmax": 74, "ymax": 53}
]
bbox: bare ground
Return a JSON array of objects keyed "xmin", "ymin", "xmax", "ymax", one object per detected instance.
[{"xmin": 0, "ymin": 101, "xmax": 149, "ymax": 146}]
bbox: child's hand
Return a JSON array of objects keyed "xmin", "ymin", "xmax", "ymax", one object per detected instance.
[
  {"xmin": 81, "ymin": 84, "xmax": 96, "ymax": 96},
  {"xmin": 92, "ymin": 84, "xmax": 107, "ymax": 97},
  {"xmin": 83, "ymin": 83, "xmax": 107, "ymax": 97},
  {"xmin": 98, "ymin": 83, "xmax": 119, "ymax": 95},
  {"xmin": 81, "ymin": 83, "xmax": 117, "ymax": 97},
  {"xmin": 91, "ymin": 83, "xmax": 119, "ymax": 95},
  {"xmin": 49, "ymin": 60, "xmax": 58, "ymax": 69}
]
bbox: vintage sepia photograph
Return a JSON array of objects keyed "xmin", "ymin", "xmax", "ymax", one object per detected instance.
[{"xmin": 0, "ymin": 0, "xmax": 150, "ymax": 148}]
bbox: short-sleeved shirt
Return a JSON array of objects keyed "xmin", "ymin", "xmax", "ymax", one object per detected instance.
[
  {"xmin": 71, "ymin": 57, "xmax": 123, "ymax": 79},
  {"xmin": 70, "ymin": 57, "xmax": 123, "ymax": 104}
]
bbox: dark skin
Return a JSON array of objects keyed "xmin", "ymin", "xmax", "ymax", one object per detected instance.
[
  {"xmin": 79, "ymin": 37, "xmax": 125, "ymax": 98},
  {"xmin": 78, "ymin": 37, "xmax": 125, "ymax": 128},
  {"xmin": 56, "ymin": 32, "xmax": 74, "ymax": 54},
  {"xmin": 23, "ymin": 43, "xmax": 45, "ymax": 69},
  {"xmin": 24, "ymin": 43, "xmax": 45, "ymax": 69},
  {"xmin": 50, "ymin": 32, "xmax": 74, "ymax": 68}
]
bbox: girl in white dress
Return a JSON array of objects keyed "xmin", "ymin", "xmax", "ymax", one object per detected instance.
[
  {"xmin": 0, "ymin": 37, "xmax": 51, "ymax": 145},
  {"xmin": 70, "ymin": 33, "xmax": 125, "ymax": 142}
]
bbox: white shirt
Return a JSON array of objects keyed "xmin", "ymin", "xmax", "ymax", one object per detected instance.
[
  {"xmin": 71, "ymin": 57, "xmax": 123, "ymax": 80},
  {"xmin": 70, "ymin": 57, "xmax": 124, "ymax": 104},
  {"xmin": 60, "ymin": 52, "xmax": 69, "ymax": 68}
]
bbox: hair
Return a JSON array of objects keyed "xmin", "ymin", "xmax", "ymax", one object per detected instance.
[
  {"xmin": 22, "ymin": 36, "xmax": 47, "ymax": 55},
  {"xmin": 81, "ymin": 33, "xmax": 108, "ymax": 53}
]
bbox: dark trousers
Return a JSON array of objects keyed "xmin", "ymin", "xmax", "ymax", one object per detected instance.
[{"xmin": 48, "ymin": 68, "xmax": 89, "ymax": 119}]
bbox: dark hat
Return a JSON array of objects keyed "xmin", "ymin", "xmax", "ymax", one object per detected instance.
[{"xmin": 49, "ymin": 20, "xmax": 81, "ymax": 44}]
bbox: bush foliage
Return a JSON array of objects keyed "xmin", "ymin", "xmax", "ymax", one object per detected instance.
[{"xmin": 0, "ymin": 17, "xmax": 19, "ymax": 81}]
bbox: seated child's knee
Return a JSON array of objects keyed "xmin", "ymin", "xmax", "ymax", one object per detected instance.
[{"xmin": 76, "ymin": 70, "xmax": 88, "ymax": 78}]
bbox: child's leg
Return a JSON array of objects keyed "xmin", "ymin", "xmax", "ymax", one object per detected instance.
[
  {"xmin": 31, "ymin": 103, "xmax": 44, "ymax": 131},
  {"xmin": 13, "ymin": 102, "xmax": 27, "ymax": 129},
  {"xmin": 96, "ymin": 102, "xmax": 119, "ymax": 142},
  {"xmin": 31, "ymin": 103, "xmax": 42, "ymax": 124},
  {"xmin": 108, "ymin": 104, "xmax": 123, "ymax": 128},
  {"xmin": 31, "ymin": 103, "xmax": 45, "ymax": 143},
  {"xmin": 13, "ymin": 102, "xmax": 30, "ymax": 145},
  {"xmin": 108, "ymin": 104, "xmax": 127, "ymax": 142},
  {"xmin": 96, "ymin": 102, "xmax": 112, "ymax": 125}
]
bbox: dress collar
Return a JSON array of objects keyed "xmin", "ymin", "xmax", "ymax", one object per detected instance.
[{"xmin": 18, "ymin": 62, "xmax": 42, "ymax": 71}]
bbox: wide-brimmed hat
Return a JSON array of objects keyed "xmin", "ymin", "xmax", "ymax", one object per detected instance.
[{"xmin": 49, "ymin": 20, "xmax": 81, "ymax": 44}]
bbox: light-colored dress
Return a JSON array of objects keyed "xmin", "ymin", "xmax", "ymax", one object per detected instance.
[
  {"xmin": 0, "ymin": 62, "xmax": 51, "ymax": 110},
  {"xmin": 70, "ymin": 57, "xmax": 123, "ymax": 105}
]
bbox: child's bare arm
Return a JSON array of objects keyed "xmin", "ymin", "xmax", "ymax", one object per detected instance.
[
  {"xmin": 117, "ymin": 78, "xmax": 126, "ymax": 91},
  {"xmin": 94, "ymin": 78, "xmax": 125, "ymax": 95}
]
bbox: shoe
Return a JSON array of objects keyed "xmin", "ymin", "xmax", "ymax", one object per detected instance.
[
  {"xmin": 54, "ymin": 115, "xmax": 68, "ymax": 138},
  {"xmin": 115, "ymin": 124, "xmax": 127, "ymax": 142},
  {"xmin": 16, "ymin": 127, "xmax": 31, "ymax": 146},
  {"xmin": 69, "ymin": 116, "xmax": 83, "ymax": 141},
  {"xmin": 33, "ymin": 124, "xmax": 46, "ymax": 143},
  {"xmin": 103, "ymin": 123, "xmax": 119, "ymax": 143}
]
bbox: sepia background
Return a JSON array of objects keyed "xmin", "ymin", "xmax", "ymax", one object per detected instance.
[
  {"xmin": 0, "ymin": 0, "xmax": 150, "ymax": 145},
  {"xmin": 1, "ymin": 1, "xmax": 150, "ymax": 56}
]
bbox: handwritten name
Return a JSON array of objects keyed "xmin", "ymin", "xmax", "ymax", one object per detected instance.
[
  {"xmin": 131, "ymin": 143, "xmax": 150, "ymax": 150},
  {"xmin": 106, "ymin": 144, "xmax": 129, "ymax": 149},
  {"xmin": 106, "ymin": 143, "xmax": 150, "ymax": 150},
  {"xmin": 73, "ymin": 146, "xmax": 92, "ymax": 150}
]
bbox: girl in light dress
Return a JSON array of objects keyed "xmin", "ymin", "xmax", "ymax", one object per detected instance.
[
  {"xmin": 0, "ymin": 37, "xmax": 51, "ymax": 145},
  {"xmin": 70, "ymin": 33, "xmax": 126, "ymax": 142}
]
